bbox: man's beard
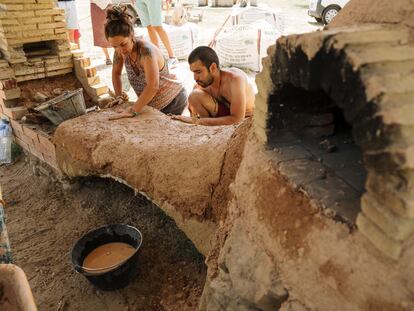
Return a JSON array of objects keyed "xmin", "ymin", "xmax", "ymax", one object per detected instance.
[{"xmin": 196, "ymin": 72, "xmax": 214, "ymax": 88}]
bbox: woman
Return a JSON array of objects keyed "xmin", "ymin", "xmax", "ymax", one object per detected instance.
[
  {"xmin": 105, "ymin": 6, "xmax": 187, "ymax": 119},
  {"xmin": 91, "ymin": 0, "xmax": 113, "ymax": 65}
]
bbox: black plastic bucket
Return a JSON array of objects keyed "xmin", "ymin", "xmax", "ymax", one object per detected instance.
[{"xmin": 71, "ymin": 224, "xmax": 142, "ymax": 291}]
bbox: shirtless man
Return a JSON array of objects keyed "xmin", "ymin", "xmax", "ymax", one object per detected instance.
[{"xmin": 172, "ymin": 46, "xmax": 255, "ymax": 126}]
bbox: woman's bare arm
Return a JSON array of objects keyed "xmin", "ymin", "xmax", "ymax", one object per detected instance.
[
  {"xmin": 131, "ymin": 45, "xmax": 160, "ymax": 113},
  {"xmin": 112, "ymin": 49, "xmax": 124, "ymax": 97}
]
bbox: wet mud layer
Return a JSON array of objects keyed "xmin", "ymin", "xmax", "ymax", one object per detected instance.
[{"xmin": 0, "ymin": 158, "xmax": 206, "ymax": 311}]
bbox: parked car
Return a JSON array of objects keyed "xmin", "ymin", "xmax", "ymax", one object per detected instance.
[{"xmin": 308, "ymin": 0, "xmax": 350, "ymax": 25}]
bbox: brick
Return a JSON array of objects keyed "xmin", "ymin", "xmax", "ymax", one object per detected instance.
[
  {"xmin": 361, "ymin": 193, "xmax": 414, "ymax": 241},
  {"xmin": 2, "ymin": 106, "xmax": 28, "ymax": 120},
  {"xmin": 71, "ymin": 49, "xmax": 85, "ymax": 58},
  {"xmin": 74, "ymin": 57, "xmax": 91, "ymax": 68},
  {"xmin": 22, "ymin": 125, "xmax": 40, "ymax": 144},
  {"xmin": 364, "ymin": 147, "xmax": 414, "ymax": 173},
  {"xmin": 42, "ymin": 152, "xmax": 58, "ymax": 170},
  {"xmin": 366, "ymin": 172, "xmax": 414, "ymax": 219},
  {"xmin": 87, "ymin": 75, "xmax": 101, "ymax": 86},
  {"xmin": 0, "ymin": 68, "xmax": 15, "ymax": 80},
  {"xmin": 14, "ymin": 137, "xmax": 30, "ymax": 152},
  {"xmin": 1, "ymin": 0, "xmax": 36, "ymax": 3},
  {"xmin": 2, "ymin": 99, "xmax": 20, "ymax": 108},
  {"xmin": 37, "ymin": 133, "xmax": 56, "ymax": 158},
  {"xmin": 38, "ymin": 21, "xmax": 66, "ymax": 30},
  {"xmin": 2, "ymin": 25, "xmax": 34, "ymax": 33},
  {"xmin": 57, "ymin": 50, "xmax": 72, "ymax": 57},
  {"xmin": 303, "ymin": 124, "xmax": 334, "ymax": 138},
  {"xmin": 70, "ymin": 43, "xmax": 79, "ymax": 50},
  {"xmin": 85, "ymin": 66, "xmax": 97, "ymax": 78},
  {"xmin": 7, "ymin": 36, "xmax": 42, "ymax": 46},
  {"xmin": 10, "ymin": 119, "xmax": 23, "ymax": 134},
  {"xmin": 92, "ymin": 84, "xmax": 109, "ymax": 97},
  {"xmin": 357, "ymin": 212, "xmax": 402, "ymax": 260},
  {"xmin": 55, "ymin": 28, "xmax": 67, "ymax": 35},
  {"xmin": 24, "ymin": 3, "xmax": 55, "ymax": 10},
  {"xmin": 46, "ymin": 62, "xmax": 73, "ymax": 71},
  {"xmin": 0, "ymin": 88, "xmax": 21, "ymax": 100},
  {"xmin": 0, "ymin": 19, "xmax": 20, "ymax": 26},
  {"xmin": 28, "ymin": 143, "xmax": 44, "ymax": 161},
  {"xmin": 53, "ymin": 15, "xmax": 65, "ymax": 22},
  {"xmin": 35, "ymin": 8, "xmax": 65, "ymax": 17},
  {"xmin": 3, "ymin": 4, "xmax": 25, "ymax": 11},
  {"xmin": 0, "ymin": 79, "xmax": 17, "ymax": 90},
  {"xmin": 22, "ymin": 16, "xmax": 52, "ymax": 24},
  {"xmin": 0, "ymin": 10, "xmax": 35, "ymax": 18}
]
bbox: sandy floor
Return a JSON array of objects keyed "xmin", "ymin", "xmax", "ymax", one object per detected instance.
[{"xmin": 1, "ymin": 157, "xmax": 206, "ymax": 311}]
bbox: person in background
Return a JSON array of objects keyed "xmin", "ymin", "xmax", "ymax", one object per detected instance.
[
  {"xmin": 172, "ymin": 46, "xmax": 255, "ymax": 126},
  {"xmin": 90, "ymin": 0, "xmax": 113, "ymax": 65},
  {"xmin": 105, "ymin": 6, "xmax": 187, "ymax": 120},
  {"xmin": 57, "ymin": 0, "xmax": 80, "ymax": 45},
  {"xmin": 135, "ymin": 0, "xmax": 177, "ymax": 67}
]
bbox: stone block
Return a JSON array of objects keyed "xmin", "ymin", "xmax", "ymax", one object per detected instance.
[
  {"xmin": 71, "ymin": 49, "xmax": 85, "ymax": 58},
  {"xmin": 91, "ymin": 84, "xmax": 109, "ymax": 97},
  {"xmin": 361, "ymin": 193, "xmax": 414, "ymax": 241},
  {"xmin": 74, "ymin": 57, "xmax": 91, "ymax": 69},
  {"xmin": 278, "ymin": 158, "xmax": 326, "ymax": 187},
  {"xmin": 0, "ymin": 68, "xmax": 15, "ymax": 80},
  {"xmin": 0, "ymin": 87, "xmax": 21, "ymax": 100},
  {"xmin": 357, "ymin": 212, "xmax": 402, "ymax": 260},
  {"xmin": 2, "ymin": 106, "xmax": 27, "ymax": 120},
  {"xmin": 306, "ymin": 173, "xmax": 361, "ymax": 222},
  {"xmin": 366, "ymin": 170, "xmax": 414, "ymax": 219},
  {"xmin": 303, "ymin": 124, "xmax": 334, "ymax": 138},
  {"xmin": 364, "ymin": 147, "xmax": 414, "ymax": 172},
  {"xmin": 84, "ymin": 66, "xmax": 97, "ymax": 78}
]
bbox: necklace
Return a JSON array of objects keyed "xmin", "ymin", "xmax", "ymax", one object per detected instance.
[{"xmin": 129, "ymin": 41, "xmax": 141, "ymax": 72}]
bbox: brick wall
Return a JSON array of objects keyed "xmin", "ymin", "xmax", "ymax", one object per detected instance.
[{"xmin": 0, "ymin": 0, "xmax": 72, "ymax": 82}]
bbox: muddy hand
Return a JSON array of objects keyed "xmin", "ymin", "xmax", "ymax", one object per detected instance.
[
  {"xmin": 105, "ymin": 97, "xmax": 122, "ymax": 109},
  {"xmin": 171, "ymin": 115, "xmax": 196, "ymax": 124},
  {"xmin": 108, "ymin": 111, "xmax": 135, "ymax": 121},
  {"xmin": 104, "ymin": 92, "xmax": 129, "ymax": 109}
]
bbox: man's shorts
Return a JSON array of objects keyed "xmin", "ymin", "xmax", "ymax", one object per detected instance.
[
  {"xmin": 57, "ymin": 1, "xmax": 79, "ymax": 30},
  {"xmin": 135, "ymin": 0, "xmax": 162, "ymax": 27}
]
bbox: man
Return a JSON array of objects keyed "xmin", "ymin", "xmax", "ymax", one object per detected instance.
[{"xmin": 173, "ymin": 46, "xmax": 255, "ymax": 126}]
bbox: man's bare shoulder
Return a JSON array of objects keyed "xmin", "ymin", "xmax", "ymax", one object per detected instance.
[{"xmin": 221, "ymin": 67, "xmax": 248, "ymax": 84}]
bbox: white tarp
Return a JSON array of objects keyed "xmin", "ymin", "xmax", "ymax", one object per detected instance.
[
  {"xmin": 134, "ymin": 23, "xmax": 199, "ymax": 60},
  {"xmin": 214, "ymin": 20, "xmax": 281, "ymax": 72}
]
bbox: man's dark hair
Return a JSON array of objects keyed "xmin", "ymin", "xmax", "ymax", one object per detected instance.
[{"xmin": 188, "ymin": 46, "xmax": 220, "ymax": 70}]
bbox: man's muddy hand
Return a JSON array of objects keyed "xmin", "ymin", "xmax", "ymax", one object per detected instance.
[
  {"xmin": 108, "ymin": 110, "xmax": 135, "ymax": 121},
  {"xmin": 171, "ymin": 115, "xmax": 198, "ymax": 124}
]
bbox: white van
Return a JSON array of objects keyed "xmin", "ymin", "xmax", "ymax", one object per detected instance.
[{"xmin": 308, "ymin": 0, "xmax": 350, "ymax": 24}]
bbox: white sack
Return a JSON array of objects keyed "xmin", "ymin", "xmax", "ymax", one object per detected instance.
[{"xmin": 214, "ymin": 20, "xmax": 281, "ymax": 72}]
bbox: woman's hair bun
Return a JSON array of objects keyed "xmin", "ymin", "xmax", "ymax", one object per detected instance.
[{"xmin": 106, "ymin": 5, "xmax": 133, "ymax": 23}]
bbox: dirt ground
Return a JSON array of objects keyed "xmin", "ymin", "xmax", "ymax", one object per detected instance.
[
  {"xmin": 0, "ymin": 156, "xmax": 206, "ymax": 311},
  {"xmin": 18, "ymin": 74, "xmax": 94, "ymax": 110}
]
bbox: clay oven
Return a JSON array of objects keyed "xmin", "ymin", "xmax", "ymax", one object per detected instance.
[{"xmin": 254, "ymin": 18, "xmax": 414, "ymax": 260}]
